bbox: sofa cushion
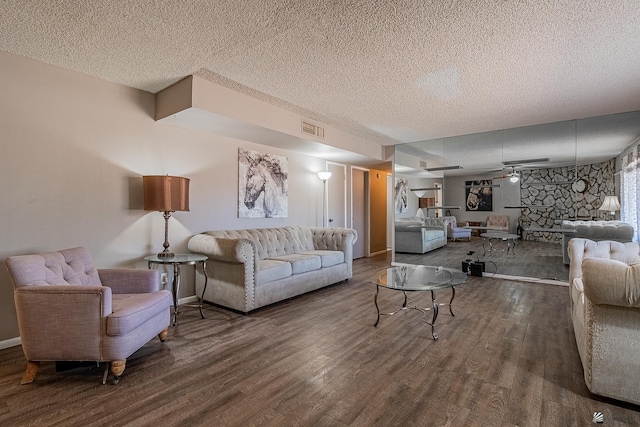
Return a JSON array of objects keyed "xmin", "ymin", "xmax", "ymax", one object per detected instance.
[
  {"xmin": 266, "ymin": 254, "xmax": 321, "ymax": 275},
  {"xmin": 259, "ymin": 259, "xmax": 292, "ymax": 283},
  {"xmin": 299, "ymin": 250, "xmax": 344, "ymax": 268},
  {"xmin": 108, "ymin": 291, "xmax": 172, "ymax": 336},
  {"xmin": 582, "ymin": 258, "xmax": 640, "ymax": 308}
]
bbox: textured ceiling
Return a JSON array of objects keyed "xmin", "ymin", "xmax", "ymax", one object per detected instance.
[{"xmin": 2, "ymin": 0, "xmax": 640, "ymax": 151}]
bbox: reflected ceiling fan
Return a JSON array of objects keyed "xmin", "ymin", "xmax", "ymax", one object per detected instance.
[
  {"xmin": 492, "ymin": 158, "xmax": 550, "ymax": 183},
  {"xmin": 492, "ymin": 165, "xmax": 521, "ymax": 183}
]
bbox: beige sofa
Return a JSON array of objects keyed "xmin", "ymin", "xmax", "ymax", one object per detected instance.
[
  {"xmin": 568, "ymin": 238, "xmax": 640, "ymax": 405},
  {"xmin": 561, "ymin": 220, "xmax": 634, "ymax": 264},
  {"xmin": 394, "ymin": 217, "xmax": 447, "ymax": 254},
  {"xmin": 187, "ymin": 226, "xmax": 357, "ymax": 313}
]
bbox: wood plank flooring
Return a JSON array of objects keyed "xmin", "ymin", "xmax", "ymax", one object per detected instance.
[
  {"xmin": 0, "ymin": 252, "xmax": 638, "ymax": 426},
  {"xmin": 395, "ymin": 236, "xmax": 570, "ymax": 282}
]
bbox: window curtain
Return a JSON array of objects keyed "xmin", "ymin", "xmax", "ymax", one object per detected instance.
[{"xmin": 620, "ymin": 146, "xmax": 640, "ymax": 241}]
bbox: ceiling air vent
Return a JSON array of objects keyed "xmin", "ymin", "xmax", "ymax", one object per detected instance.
[
  {"xmin": 302, "ymin": 121, "xmax": 324, "ymax": 138},
  {"xmin": 419, "ymin": 160, "xmax": 427, "ymax": 168}
]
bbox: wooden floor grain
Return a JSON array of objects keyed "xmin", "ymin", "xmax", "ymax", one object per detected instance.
[{"xmin": 0, "ymin": 252, "xmax": 638, "ymax": 426}]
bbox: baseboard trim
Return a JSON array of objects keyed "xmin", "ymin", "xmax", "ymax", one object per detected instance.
[
  {"xmin": 370, "ymin": 249, "xmax": 390, "ymax": 257},
  {"xmin": 0, "ymin": 337, "xmax": 21, "ymax": 350},
  {"xmin": 488, "ymin": 273, "xmax": 569, "ymax": 286},
  {"xmin": 178, "ymin": 295, "xmax": 200, "ymax": 305}
]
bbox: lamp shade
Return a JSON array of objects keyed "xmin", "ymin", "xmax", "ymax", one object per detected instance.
[
  {"xmin": 599, "ymin": 195, "xmax": 620, "ymax": 213},
  {"xmin": 317, "ymin": 171, "xmax": 332, "ymax": 181},
  {"xmin": 143, "ymin": 175, "xmax": 190, "ymax": 212}
]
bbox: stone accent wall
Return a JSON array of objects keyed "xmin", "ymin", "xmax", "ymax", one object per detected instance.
[{"xmin": 519, "ymin": 159, "xmax": 616, "ymax": 243}]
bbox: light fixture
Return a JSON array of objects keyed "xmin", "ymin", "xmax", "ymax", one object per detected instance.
[
  {"xmin": 143, "ymin": 175, "xmax": 190, "ymax": 258},
  {"xmin": 317, "ymin": 171, "xmax": 332, "ymax": 182},
  {"xmin": 599, "ymin": 195, "xmax": 621, "ymax": 216},
  {"xmin": 502, "ymin": 158, "xmax": 550, "ymax": 166},
  {"xmin": 317, "ymin": 171, "xmax": 332, "ymax": 227},
  {"xmin": 423, "ymin": 165, "xmax": 463, "ymax": 172},
  {"xmin": 509, "ymin": 174, "xmax": 519, "ymax": 183}
]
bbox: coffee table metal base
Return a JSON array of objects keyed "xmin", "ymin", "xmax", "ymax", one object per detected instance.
[{"xmin": 373, "ymin": 286, "xmax": 455, "ymax": 340}]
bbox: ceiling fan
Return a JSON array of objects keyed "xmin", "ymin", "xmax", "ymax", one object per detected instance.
[{"xmin": 492, "ymin": 165, "xmax": 520, "ymax": 182}]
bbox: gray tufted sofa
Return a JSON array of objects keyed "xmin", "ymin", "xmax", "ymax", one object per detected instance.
[
  {"xmin": 188, "ymin": 226, "xmax": 357, "ymax": 312},
  {"xmin": 395, "ymin": 217, "xmax": 447, "ymax": 254},
  {"xmin": 561, "ymin": 220, "xmax": 634, "ymax": 264},
  {"xmin": 568, "ymin": 238, "xmax": 640, "ymax": 405}
]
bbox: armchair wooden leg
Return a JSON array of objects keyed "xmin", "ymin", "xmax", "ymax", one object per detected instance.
[
  {"xmin": 110, "ymin": 360, "xmax": 126, "ymax": 384},
  {"xmin": 158, "ymin": 328, "xmax": 168, "ymax": 342},
  {"xmin": 21, "ymin": 361, "xmax": 40, "ymax": 385}
]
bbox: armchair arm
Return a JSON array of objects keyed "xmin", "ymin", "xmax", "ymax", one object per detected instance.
[
  {"xmin": 14, "ymin": 285, "xmax": 111, "ymax": 361},
  {"xmin": 582, "ymin": 258, "xmax": 640, "ymax": 308},
  {"xmin": 99, "ymin": 269, "xmax": 160, "ymax": 294}
]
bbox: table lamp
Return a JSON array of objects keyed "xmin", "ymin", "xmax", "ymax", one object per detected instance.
[
  {"xmin": 598, "ymin": 195, "xmax": 620, "ymax": 218},
  {"xmin": 143, "ymin": 175, "xmax": 190, "ymax": 258}
]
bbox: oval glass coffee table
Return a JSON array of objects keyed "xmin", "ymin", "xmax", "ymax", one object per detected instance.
[{"xmin": 371, "ymin": 264, "xmax": 467, "ymax": 340}]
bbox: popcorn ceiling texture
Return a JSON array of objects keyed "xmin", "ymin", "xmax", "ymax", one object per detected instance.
[{"xmin": 2, "ymin": 1, "xmax": 640, "ymax": 145}]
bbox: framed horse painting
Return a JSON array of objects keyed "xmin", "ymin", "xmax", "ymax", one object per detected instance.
[
  {"xmin": 465, "ymin": 180, "xmax": 493, "ymax": 211},
  {"xmin": 238, "ymin": 148, "xmax": 288, "ymax": 218}
]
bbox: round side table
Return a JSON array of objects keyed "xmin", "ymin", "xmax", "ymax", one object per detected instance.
[{"xmin": 144, "ymin": 254, "xmax": 208, "ymax": 326}]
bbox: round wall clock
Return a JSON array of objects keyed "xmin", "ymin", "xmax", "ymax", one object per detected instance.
[{"xmin": 572, "ymin": 178, "xmax": 589, "ymax": 193}]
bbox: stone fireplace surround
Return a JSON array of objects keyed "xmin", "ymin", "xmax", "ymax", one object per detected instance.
[{"xmin": 520, "ymin": 159, "xmax": 615, "ymax": 243}]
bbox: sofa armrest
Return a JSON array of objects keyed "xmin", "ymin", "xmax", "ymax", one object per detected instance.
[
  {"xmin": 582, "ymin": 258, "xmax": 640, "ymax": 308},
  {"xmin": 310, "ymin": 227, "xmax": 357, "ymax": 252},
  {"xmin": 188, "ymin": 234, "xmax": 256, "ymax": 263},
  {"xmin": 14, "ymin": 285, "xmax": 112, "ymax": 360},
  {"xmin": 99, "ymin": 269, "xmax": 161, "ymax": 294}
]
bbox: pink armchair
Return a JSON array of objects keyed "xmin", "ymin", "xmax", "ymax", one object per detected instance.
[
  {"xmin": 486, "ymin": 215, "xmax": 510, "ymax": 232},
  {"xmin": 5, "ymin": 247, "xmax": 172, "ymax": 384}
]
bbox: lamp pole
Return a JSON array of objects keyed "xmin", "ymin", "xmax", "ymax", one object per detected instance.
[{"xmin": 318, "ymin": 171, "xmax": 332, "ymax": 227}]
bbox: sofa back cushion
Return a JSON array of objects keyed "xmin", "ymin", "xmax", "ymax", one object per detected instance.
[
  {"xmin": 6, "ymin": 247, "xmax": 101, "ymax": 289},
  {"xmin": 203, "ymin": 226, "xmax": 316, "ymax": 260},
  {"xmin": 562, "ymin": 220, "xmax": 634, "ymax": 241}
]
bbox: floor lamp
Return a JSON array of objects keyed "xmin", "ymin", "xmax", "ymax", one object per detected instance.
[
  {"xmin": 143, "ymin": 175, "xmax": 190, "ymax": 258},
  {"xmin": 318, "ymin": 171, "xmax": 332, "ymax": 227}
]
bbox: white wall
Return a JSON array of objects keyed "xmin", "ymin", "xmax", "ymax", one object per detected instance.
[
  {"xmin": 0, "ymin": 51, "xmax": 333, "ymax": 342},
  {"xmin": 443, "ymin": 174, "xmax": 520, "ymax": 231}
]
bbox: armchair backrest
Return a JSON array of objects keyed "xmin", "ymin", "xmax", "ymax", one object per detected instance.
[
  {"xmin": 6, "ymin": 247, "xmax": 101, "ymax": 289},
  {"xmin": 443, "ymin": 216, "xmax": 457, "ymax": 228},
  {"xmin": 487, "ymin": 215, "xmax": 509, "ymax": 230}
]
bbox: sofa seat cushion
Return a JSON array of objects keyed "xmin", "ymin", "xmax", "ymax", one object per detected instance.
[
  {"xmin": 259, "ymin": 259, "xmax": 292, "ymax": 284},
  {"xmin": 424, "ymin": 230, "xmax": 445, "ymax": 242},
  {"xmin": 299, "ymin": 250, "xmax": 344, "ymax": 268},
  {"xmin": 108, "ymin": 291, "xmax": 172, "ymax": 336},
  {"xmin": 266, "ymin": 254, "xmax": 321, "ymax": 275}
]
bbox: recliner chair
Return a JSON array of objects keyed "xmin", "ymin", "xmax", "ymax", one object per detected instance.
[{"xmin": 5, "ymin": 247, "xmax": 172, "ymax": 384}]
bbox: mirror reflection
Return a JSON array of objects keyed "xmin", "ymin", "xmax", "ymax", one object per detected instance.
[{"xmin": 393, "ymin": 110, "xmax": 640, "ymax": 282}]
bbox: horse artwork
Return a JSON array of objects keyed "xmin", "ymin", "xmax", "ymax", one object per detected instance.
[
  {"xmin": 395, "ymin": 178, "xmax": 408, "ymax": 213},
  {"xmin": 238, "ymin": 148, "xmax": 288, "ymax": 218},
  {"xmin": 465, "ymin": 179, "xmax": 493, "ymax": 211}
]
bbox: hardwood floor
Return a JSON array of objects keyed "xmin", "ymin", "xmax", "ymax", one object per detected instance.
[
  {"xmin": 1, "ymin": 252, "xmax": 638, "ymax": 426},
  {"xmin": 395, "ymin": 236, "xmax": 570, "ymax": 282}
]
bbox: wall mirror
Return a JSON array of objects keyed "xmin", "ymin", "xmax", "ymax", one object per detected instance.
[{"xmin": 392, "ymin": 110, "xmax": 640, "ymax": 282}]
